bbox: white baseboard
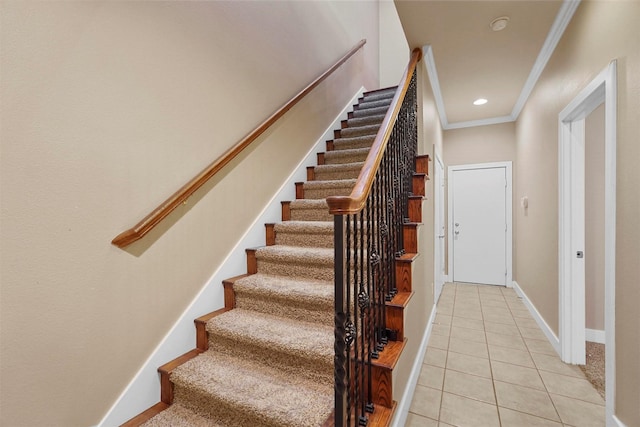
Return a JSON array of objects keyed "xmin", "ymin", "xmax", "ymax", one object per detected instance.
[
  {"xmin": 585, "ymin": 328, "xmax": 605, "ymax": 344},
  {"xmin": 391, "ymin": 303, "xmax": 437, "ymax": 427},
  {"xmin": 612, "ymin": 414, "xmax": 628, "ymax": 427},
  {"xmin": 97, "ymin": 88, "xmax": 366, "ymax": 427},
  {"xmin": 511, "ymin": 281, "xmax": 561, "ymax": 356}
]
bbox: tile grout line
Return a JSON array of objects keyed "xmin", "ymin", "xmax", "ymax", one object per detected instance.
[{"xmin": 479, "ymin": 285, "xmax": 504, "ymax": 427}]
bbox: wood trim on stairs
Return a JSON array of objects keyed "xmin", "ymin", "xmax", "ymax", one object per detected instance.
[
  {"xmin": 120, "ymin": 402, "xmax": 169, "ymax": 427},
  {"xmin": 371, "ymin": 339, "xmax": 407, "ymax": 408}
]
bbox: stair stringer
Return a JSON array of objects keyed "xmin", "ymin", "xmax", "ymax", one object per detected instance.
[{"xmin": 97, "ymin": 87, "xmax": 366, "ymax": 427}]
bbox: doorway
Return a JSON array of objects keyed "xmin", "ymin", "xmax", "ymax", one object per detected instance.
[
  {"xmin": 447, "ymin": 162, "xmax": 512, "ymax": 286},
  {"xmin": 558, "ymin": 60, "xmax": 616, "ymax": 424}
]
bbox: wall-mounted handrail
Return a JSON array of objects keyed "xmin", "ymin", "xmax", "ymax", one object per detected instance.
[
  {"xmin": 326, "ymin": 47, "xmax": 422, "ymax": 216},
  {"xmin": 112, "ymin": 39, "xmax": 367, "ymax": 248}
]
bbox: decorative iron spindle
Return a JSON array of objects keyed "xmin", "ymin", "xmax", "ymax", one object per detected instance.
[{"xmin": 333, "ymin": 68, "xmax": 418, "ymax": 427}]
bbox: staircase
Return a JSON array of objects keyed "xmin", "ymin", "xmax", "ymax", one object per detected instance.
[{"xmin": 123, "ymin": 86, "xmax": 428, "ymax": 427}]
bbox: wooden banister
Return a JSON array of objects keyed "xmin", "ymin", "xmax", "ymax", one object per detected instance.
[
  {"xmin": 112, "ymin": 39, "xmax": 367, "ymax": 248},
  {"xmin": 326, "ymin": 47, "xmax": 422, "ymax": 215}
]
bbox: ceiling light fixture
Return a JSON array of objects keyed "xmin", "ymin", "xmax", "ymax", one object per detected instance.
[
  {"xmin": 490, "ymin": 16, "xmax": 510, "ymax": 32},
  {"xmin": 473, "ymin": 98, "xmax": 488, "ymax": 106}
]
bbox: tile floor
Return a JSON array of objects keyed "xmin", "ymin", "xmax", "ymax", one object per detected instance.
[{"xmin": 407, "ymin": 283, "xmax": 605, "ymax": 427}]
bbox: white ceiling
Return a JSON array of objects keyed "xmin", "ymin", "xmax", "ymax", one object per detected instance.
[{"xmin": 394, "ymin": 0, "xmax": 580, "ymax": 129}]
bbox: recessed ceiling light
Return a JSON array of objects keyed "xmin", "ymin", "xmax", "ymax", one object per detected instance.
[
  {"xmin": 473, "ymin": 98, "xmax": 488, "ymax": 106},
  {"xmin": 490, "ymin": 16, "xmax": 510, "ymax": 32}
]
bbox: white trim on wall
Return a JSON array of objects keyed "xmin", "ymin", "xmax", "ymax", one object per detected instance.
[
  {"xmin": 613, "ymin": 415, "xmax": 628, "ymax": 427},
  {"xmin": 97, "ymin": 88, "xmax": 366, "ymax": 427},
  {"xmin": 511, "ymin": 281, "xmax": 561, "ymax": 355},
  {"xmin": 391, "ymin": 304, "xmax": 437, "ymax": 427},
  {"xmin": 557, "ymin": 60, "xmax": 616, "ymax": 426},
  {"xmin": 585, "ymin": 328, "xmax": 605, "ymax": 344}
]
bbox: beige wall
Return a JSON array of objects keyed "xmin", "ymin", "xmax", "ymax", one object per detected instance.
[
  {"xmin": 379, "ymin": 0, "xmax": 410, "ymax": 88},
  {"xmin": 515, "ymin": 1, "xmax": 640, "ymax": 424},
  {"xmin": 0, "ymin": 2, "xmax": 380, "ymax": 425},
  {"xmin": 585, "ymin": 103, "xmax": 605, "ymax": 332},
  {"xmin": 443, "ymin": 122, "xmax": 517, "ymax": 167},
  {"xmin": 442, "ymin": 123, "xmax": 517, "ymax": 276}
]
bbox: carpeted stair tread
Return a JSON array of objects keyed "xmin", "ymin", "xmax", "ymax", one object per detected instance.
[
  {"xmin": 206, "ymin": 309, "xmax": 333, "ymax": 376},
  {"xmin": 141, "ymin": 403, "xmax": 225, "ymax": 427},
  {"xmin": 346, "ymin": 113, "xmax": 386, "ymax": 127},
  {"xmin": 339, "ymin": 123, "xmax": 381, "ymax": 138},
  {"xmin": 303, "ymin": 178, "xmax": 356, "ymax": 199},
  {"xmin": 356, "ymin": 98, "xmax": 393, "ymax": 111},
  {"xmin": 352, "ymin": 105, "xmax": 389, "ymax": 118},
  {"xmin": 234, "ymin": 273, "xmax": 333, "ymax": 324},
  {"xmin": 363, "ymin": 86, "xmax": 397, "ymax": 98},
  {"xmin": 332, "ymin": 135, "xmax": 376, "ymax": 151},
  {"xmin": 324, "ymin": 147, "xmax": 370, "ymax": 164},
  {"xmin": 274, "ymin": 221, "xmax": 333, "ymax": 248},
  {"xmin": 255, "ymin": 245, "xmax": 334, "ymax": 280},
  {"xmin": 313, "ymin": 162, "xmax": 365, "ymax": 181},
  {"xmin": 170, "ymin": 350, "xmax": 333, "ymax": 427},
  {"xmin": 289, "ymin": 199, "xmax": 332, "ymax": 222}
]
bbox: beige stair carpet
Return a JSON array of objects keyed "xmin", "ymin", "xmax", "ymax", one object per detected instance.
[{"xmin": 141, "ymin": 87, "xmax": 396, "ymax": 427}]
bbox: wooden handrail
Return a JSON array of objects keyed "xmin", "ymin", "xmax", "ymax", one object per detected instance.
[
  {"xmin": 326, "ymin": 47, "xmax": 422, "ymax": 215},
  {"xmin": 112, "ymin": 39, "xmax": 367, "ymax": 248}
]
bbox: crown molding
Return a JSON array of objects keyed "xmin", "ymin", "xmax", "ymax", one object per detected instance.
[{"xmin": 422, "ymin": 0, "xmax": 580, "ymax": 131}]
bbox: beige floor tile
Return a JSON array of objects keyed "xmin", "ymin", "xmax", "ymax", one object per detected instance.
[
  {"xmin": 505, "ymin": 300, "xmax": 527, "ymax": 311},
  {"xmin": 511, "ymin": 308, "xmax": 534, "ymax": 319},
  {"xmin": 418, "ymin": 364, "xmax": 445, "ymax": 390},
  {"xmin": 406, "ymin": 412, "xmax": 439, "ymax": 427},
  {"xmin": 480, "ymin": 298, "xmax": 508, "ymax": 309},
  {"xmin": 486, "ymin": 331, "xmax": 527, "ymax": 351},
  {"xmin": 539, "ymin": 371, "xmax": 604, "ymax": 404},
  {"xmin": 439, "ymin": 392, "xmax": 500, "ymax": 427},
  {"xmin": 446, "ymin": 351, "xmax": 492, "ymax": 378},
  {"xmin": 490, "ymin": 360, "xmax": 545, "ymax": 390},
  {"xmin": 435, "ymin": 313, "xmax": 452, "ymax": 325},
  {"xmin": 530, "ymin": 352, "xmax": 585, "ymax": 378},
  {"xmin": 451, "ymin": 316, "xmax": 485, "ymax": 331},
  {"xmin": 438, "ymin": 304, "xmax": 454, "ymax": 315},
  {"xmin": 499, "ymin": 407, "xmax": 563, "ymax": 426},
  {"xmin": 481, "ymin": 306, "xmax": 512, "ymax": 316},
  {"xmin": 428, "ymin": 333, "xmax": 449, "ymax": 350},
  {"xmin": 515, "ymin": 317, "xmax": 539, "ymax": 329},
  {"xmin": 550, "ymin": 393, "xmax": 606, "ymax": 427},
  {"xmin": 494, "ymin": 381, "xmax": 560, "ymax": 421},
  {"xmin": 484, "ymin": 321, "xmax": 520, "ymax": 336},
  {"xmin": 518, "ymin": 326, "xmax": 548, "ymax": 341},
  {"xmin": 453, "ymin": 309, "xmax": 484, "ymax": 321},
  {"xmin": 524, "ymin": 337, "xmax": 557, "ymax": 355},
  {"xmin": 425, "ymin": 347, "xmax": 448, "ymax": 368},
  {"xmin": 448, "ymin": 337, "xmax": 488, "ymax": 359},
  {"xmin": 483, "ymin": 312, "xmax": 516, "ymax": 325},
  {"xmin": 410, "ymin": 384, "xmax": 442, "ymax": 420},
  {"xmin": 478, "ymin": 285, "xmax": 503, "ymax": 293},
  {"xmin": 488, "ymin": 345, "xmax": 535, "ymax": 368},
  {"xmin": 450, "ymin": 325, "xmax": 486, "ymax": 343},
  {"xmin": 432, "ymin": 323, "xmax": 451, "ymax": 337},
  {"xmin": 443, "ymin": 369, "xmax": 496, "ymax": 404}
]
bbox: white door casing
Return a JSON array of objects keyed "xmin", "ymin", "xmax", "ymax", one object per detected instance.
[
  {"xmin": 434, "ymin": 155, "xmax": 446, "ymax": 300},
  {"xmin": 448, "ymin": 162, "xmax": 513, "ymax": 286},
  {"xmin": 558, "ymin": 61, "xmax": 616, "ymax": 425}
]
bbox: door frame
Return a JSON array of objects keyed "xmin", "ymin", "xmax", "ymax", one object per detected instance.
[
  {"xmin": 558, "ymin": 61, "xmax": 616, "ymax": 423},
  {"xmin": 447, "ymin": 161, "xmax": 513, "ymax": 286},
  {"xmin": 434, "ymin": 154, "xmax": 446, "ymax": 301}
]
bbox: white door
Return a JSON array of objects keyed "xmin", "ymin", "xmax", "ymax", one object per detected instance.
[
  {"xmin": 451, "ymin": 165, "xmax": 507, "ymax": 286},
  {"xmin": 434, "ymin": 156, "xmax": 446, "ymax": 300}
]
